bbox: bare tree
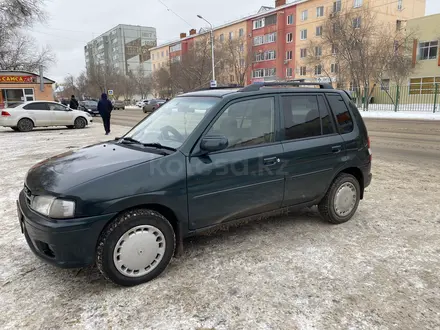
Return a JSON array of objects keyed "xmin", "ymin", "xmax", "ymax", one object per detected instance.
[
  {"xmin": 75, "ymin": 71, "xmax": 89, "ymax": 99},
  {"xmin": 0, "ymin": 0, "xmax": 54, "ymax": 71},
  {"xmin": 152, "ymin": 67, "xmax": 172, "ymax": 98},
  {"xmin": 220, "ymin": 36, "xmax": 253, "ymax": 86}
]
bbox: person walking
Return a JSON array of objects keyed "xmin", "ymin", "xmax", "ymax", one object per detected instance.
[
  {"xmin": 69, "ymin": 95, "xmax": 79, "ymax": 109},
  {"xmin": 97, "ymin": 93, "xmax": 113, "ymax": 135}
]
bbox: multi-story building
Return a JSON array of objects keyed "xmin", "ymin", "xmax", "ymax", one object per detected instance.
[
  {"xmin": 84, "ymin": 24, "xmax": 157, "ymax": 76},
  {"xmin": 151, "ymin": 0, "xmax": 427, "ymax": 87}
]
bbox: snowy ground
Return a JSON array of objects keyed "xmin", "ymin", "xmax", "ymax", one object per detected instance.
[
  {"xmin": 1, "ymin": 124, "xmax": 440, "ymax": 329},
  {"xmin": 360, "ymin": 110, "xmax": 440, "ymax": 120}
]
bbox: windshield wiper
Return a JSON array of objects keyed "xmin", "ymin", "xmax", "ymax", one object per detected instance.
[
  {"xmin": 118, "ymin": 138, "xmax": 176, "ymax": 152},
  {"xmin": 142, "ymin": 143, "xmax": 177, "ymax": 152}
]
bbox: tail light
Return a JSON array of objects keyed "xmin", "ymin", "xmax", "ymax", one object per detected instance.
[
  {"xmin": 367, "ymin": 137, "xmax": 372, "ymax": 161},
  {"xmin": 1, "ymin": 111, "xmax": 11, "ymax": 117}
]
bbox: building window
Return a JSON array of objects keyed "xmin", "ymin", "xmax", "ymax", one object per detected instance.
[
  {"xmin": 409, "ymin": 77, "xmax": 440, "ymax": 94},
  {"xmin": 170, "ymin": 43, "xmax": 181, "ymax": 52},
  {"xmin": 315, "ymin": 46, "xmax": 322, "ymax": 57},
  {"xmin": 265, "ymin": 14, "xmax": 277, "ymax": 26},
  {"xmin": 239, "ymin": 44, "xmax": 244, "ymax": 51},
  {"xmin": 332, "ymin": 44, "xmax": 338, "ymax": 55},
  {"xmin": 300, "ymin": 48, "xmax": 307, "ymax": 58},
  {"xmin": 333, "ymin": 0, "xmax": 342, "ymax": 12},
  {"xmin": 161, "ymin": 51, "xmax": 164, "ymax": 57},
  {"xmin": 253, "ymin": 18, "xmax": 265, "ymax": 29},
  {"xmin": 316, "ymin": 6, "xmax": 324, "ymax": 17},
  {"xmin": 266, "ymin": 50, "xmax": 276, "ymax": 60},
  {"xmin": 230, "ymin": 75, "xmax": 235, "ymax": 82},
  {"xmin": 287, "ymin": 14, "xmax": 294, "ymax": 25},
  {"xmin": 300, "ymin": 66, "xmax": 307, "ymax": 76},
  {"xmin": 239, "ymin": 28, "xmax": 244, "ymax": 37},
  {"xmin": 252, "ymin": 68, "xmax": 276, "ymax": 78},
  {"xmin": 354, "ymin": 0, "xmax": 363, "ymax": 8},
  {"xmin": 398, "ymin": 0, "xmax": 403, "ymax": 10},
  {"xmin": 301, "ymin": 10, "xmax": 308, "ymax": 21},
  {"xmin": 240, "ymin": 59, "xmax": 245, "ymax": 67},
  {"xmin": 315, "ymin": 65, "xmax": 322, "ymax": 75},
  {"xmin": 286, "ymin": 33, "xmax": 293, "ymax": 43},
  {"xmin": 316, "ymin": 26, "xmax": 323, "ymax": 36},
  {"xmin": 265, "ymin": 32, "xmax": 276, "ymax": 43},
  {"xmin": 152, "ymin": 54, "xmax": 155, "ymax": 60},
  {"xmin": 220, "ymin": 34, "xmax": 225, "ymax": 42},
  {"xmin": 286, "ymin": 50, "xmax": 293, "ymax": 60},
  {"xmin": 254, "ymin": 36, "xmax": 263, "ymax": 46},
  {"xmin": 353, "ymin": 17, "xmax": 361, "ymax": 28},
  {"xmin": 166, "ymin": 50, "xmax": 169, "ymax": 56},
  {"xmin": 255, "ymin": 52, "xmax": 264, "ymax": 62},
  {"xmin": 331, "ymin": 63, "xmax": 339, "ymax": 73},
  {"xmin": 300, "ymin": 29, "xmax": 307, "ymax": 40},
  {"xmin": 381, "ymin": 79, "xmax": 390, "ymax": 91},
  {"xmin": 286, "ymin": 67, "xmax": 293, "ymax": 77},
  {"xmin": 229, "ymin": 32, "xmax": 234, "ymax": 40},
  {"xmin": 418, "ymin": 41, "xmax": 438, "ymax": 60}
]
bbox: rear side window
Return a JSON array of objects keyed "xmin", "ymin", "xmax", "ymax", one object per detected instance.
[
  {"xmin": 326, "ymin": 94, "xmax": 354, "ymax": 134},
  {"xmin": 282, "ymin": 95, "xmax": 335, "ymax": 141},
  {"xmin": 23, "ymin": 103, "xmax": 49, "ymax": 110}
]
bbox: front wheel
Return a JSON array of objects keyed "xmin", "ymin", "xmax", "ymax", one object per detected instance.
[
  {"xmin": 318, "ymin": 173, "xmax": 361, "ymax": 224},
  {"xmin": 96, "ymin": 209, "xmax": 175, "ymax": 286},
  {"xmin": 74, "ymin": 117, "xmax": 87, "ymax": 129}
]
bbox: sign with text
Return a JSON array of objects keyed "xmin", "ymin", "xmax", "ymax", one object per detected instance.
[
  {"xmin": 108, "ymin": 90, "xmax": 114, "ymax": 96},
  {"xmin": 0, "ymin": 76, "xmax": 35, "ymax": 83}
]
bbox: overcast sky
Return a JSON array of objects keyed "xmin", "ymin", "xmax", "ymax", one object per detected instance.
[{"xmin": 30, "ymin": 0, "xmax": 440, "ymax": 83}]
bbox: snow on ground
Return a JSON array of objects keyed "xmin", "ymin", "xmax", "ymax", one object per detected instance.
[
  {"xmin": 1, "ymin": 124, "xmax": 440, "ymax": 329},
  {"xmin": 360, "ymin": 110, "xmax": 440, "ymax": 120}
]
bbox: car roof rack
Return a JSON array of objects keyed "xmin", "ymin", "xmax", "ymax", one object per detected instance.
[
  {"xmin": 191, "ymin": 85, "xmax": 244, "ymax": 92},
  {"xmin": 239, "ymin": 81, "xmax": 333, "ymax": 92}
]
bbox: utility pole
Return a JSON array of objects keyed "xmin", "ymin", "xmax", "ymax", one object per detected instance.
[
  {"xmin": 39, "ymin": 65, "xmax": 44, "ymax": 92},
  {"xmin": 197, "ymin": 15, "xmax": 216, "ymax": 86}
]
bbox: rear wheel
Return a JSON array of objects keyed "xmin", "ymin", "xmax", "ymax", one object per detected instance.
[
  {"xmin": 74, "ymin": 117, "xmax": 87, "ymax": 129},
  {"xmin": 318, "ymin": 173, "xmax": 361, "ymax": 224},
  {"xmin": 17, "ymin": 118, "xmax": 34, "ymax": 132},
  {"xmin": 96, "ymin": 209, "xmax": 175, "ymax": 286}
]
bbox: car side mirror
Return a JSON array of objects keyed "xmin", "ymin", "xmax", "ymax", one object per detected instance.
[{"xmin": 200, "ymin": 135, "xmax": 228, "ymax": 153}]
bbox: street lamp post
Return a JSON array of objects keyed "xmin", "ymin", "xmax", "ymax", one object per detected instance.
[{"xmin": 197, "ymin": 14, "xmax": 215, "ymax": 85}]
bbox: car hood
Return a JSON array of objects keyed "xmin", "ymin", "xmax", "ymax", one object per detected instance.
[{"xmin": 25, "ymin": 142, "xmax": 162, "ymax": 194}]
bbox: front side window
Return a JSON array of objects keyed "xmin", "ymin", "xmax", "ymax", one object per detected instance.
[
  {"xmin": 326, "ymin": 94, "xmax": 354, "ymax": 134},
  {"xmin": 124, "ymin": 97, "xmax": 220, "ymax": 149},
  {"xmin": 206, "ymin": 97, "xmax": 275, "ymax": 149},
  {"xmin": 282, "ymin": 95, "xmax": 335, "ymax": 141},
  {"xmin": 48, "ymin": 103, "xmax": 67, "ymax": 111}
]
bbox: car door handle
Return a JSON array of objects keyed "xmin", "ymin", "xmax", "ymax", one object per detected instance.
[
  {"xmin": 263, "ymin": 157, "xmax": 280, "ymax": 166},
  {"xmin": 332, "ymin": 145, "xmax": 342, "ymax": 153}
]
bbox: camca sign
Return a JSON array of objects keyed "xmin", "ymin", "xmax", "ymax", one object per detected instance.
[{"xmin": 0, "ymin": 76, "xmax": 34, "ymax": 83}]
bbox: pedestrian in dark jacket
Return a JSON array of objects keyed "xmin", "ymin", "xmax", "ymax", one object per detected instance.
[
  {"xmin": 69, "ymin": 95, "xmax": 79, "ymax": 109},
  {"xmin": 97, "ymin": 93, "xmax": 113, "ymax": 135}
]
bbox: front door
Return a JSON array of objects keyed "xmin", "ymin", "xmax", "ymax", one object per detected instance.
[
  {"xmin": 49, "ymin": 103, "xmax": 73, "ymax": 125},
  {"xmin": 187, "ymin": 96, "xmax": 285, "ymax": 230},
  {"xmin": 280, "ymin": 94, "xmax": 346, "ymax": 207}
]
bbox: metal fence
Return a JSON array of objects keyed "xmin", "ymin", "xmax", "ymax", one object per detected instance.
[{"xmin": 343, "ymin": 84, "xmax": 440, "ymax": 113}]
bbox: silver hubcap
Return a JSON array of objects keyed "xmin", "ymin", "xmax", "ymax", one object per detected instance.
[
  {"xmin": 113, "ymin": 225, "xmax": 166, "ymax": 277},
  {"xmin": 334, "ymin": 182, "xmax": 357, "ymax": 217}
]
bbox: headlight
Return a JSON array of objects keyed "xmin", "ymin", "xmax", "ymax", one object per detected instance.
[{"xmin": 31, "ymin": 196, "xmax": 75, "ymax": 218}]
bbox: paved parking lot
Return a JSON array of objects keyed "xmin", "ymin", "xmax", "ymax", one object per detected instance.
[{"xmin": 0, "ymin": 124, "xmax": 439, "ymax": 329}]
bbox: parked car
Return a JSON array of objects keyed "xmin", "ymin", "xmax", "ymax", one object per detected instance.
[
  {"xmin": 112, "ymin": 100, "xmax": 125, "ymax": 110},
  {"xmin": 142, "ymin": 99, "xmax": 166, "ymax": 113},
  {"xmin": 1, "ymin": 101, "xmax": 92, "ymax": 132},
  {"xmin": 136, "ymin": 99, "xmax": 149, "ymax": 108},
  {"xmin": 17, "ymin": 82, "xmax": 372, "ymax": 286},
  {"xmin": 78, "ymin": 100, "xmax": 99, "ymax": 116}
]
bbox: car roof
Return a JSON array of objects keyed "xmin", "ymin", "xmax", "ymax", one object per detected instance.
[{"xmin": 180, "ymin": 88, "xmax": 241, "ymax": 97}]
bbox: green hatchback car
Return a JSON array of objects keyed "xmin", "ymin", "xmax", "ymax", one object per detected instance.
[{"xmin": 18, "ymin": 82, "xmax": 372, "ymax": 286}]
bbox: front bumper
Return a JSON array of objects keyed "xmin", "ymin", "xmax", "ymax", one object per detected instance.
[{"xmin": 17, "ymin": 190, "xmax": 116, "ymax": 268}]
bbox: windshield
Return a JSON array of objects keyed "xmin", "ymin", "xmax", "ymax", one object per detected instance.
[{"xmin": 123, "ymin": 96, "xmax": 220, "ymax": 149}]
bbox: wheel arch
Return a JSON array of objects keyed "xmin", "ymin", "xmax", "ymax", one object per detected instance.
[
  {"xmin": 338, "ymin": 167, "xmax": 364, "ymax": 199},
  {"xmin": 98, "ymin": 203, "xmax": 183, "ymax": 255}
]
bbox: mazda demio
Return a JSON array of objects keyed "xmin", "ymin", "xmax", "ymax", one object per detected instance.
[{"xmin": 17, "ymin": 82, "xmax": 372, "ymax": 286}]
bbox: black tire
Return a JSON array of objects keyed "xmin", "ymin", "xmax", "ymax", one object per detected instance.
[
  {"xmin": 74, "ymin": 117, "xmax": 87, "ymax": 129},
  {"xmin": 17, "ymin": 118, "xmax": 34, "ymax": 132},
  {"xmin": 96, "ymin": 209, "xmax": 175, "ymax": 286},
  {"xmin": 11, "ymin": 127, "xmax": 19, "ymax": 131},
  {"xmin": 318, "ymin": 173, "xmax": 361, "ymax": 224}
]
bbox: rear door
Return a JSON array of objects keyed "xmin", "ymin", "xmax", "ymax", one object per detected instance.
[
  {"xmin": 280, "ymin": 93, "xmax": 346, "ymax": 207},
  {"xmin": 49, "ymin": 103, "xmax": 73, "ymax": 125},
  {"xmin": 22, "ymin": 102, "xmax": 51, "ymax": 126}
]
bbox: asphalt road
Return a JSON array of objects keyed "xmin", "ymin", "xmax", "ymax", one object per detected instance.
[{"xmin": 100, "ymin": 108, "xmax": 440, "ymax": 164}]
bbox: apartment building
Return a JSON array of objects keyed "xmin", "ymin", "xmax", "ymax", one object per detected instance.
[
  {"xmin": 294, "ymin": 0, "xmax": 426, "ymax": 83},
  {"xmin": 84, "ymin": 24, "xmax": 157, "ymax": 76}
]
